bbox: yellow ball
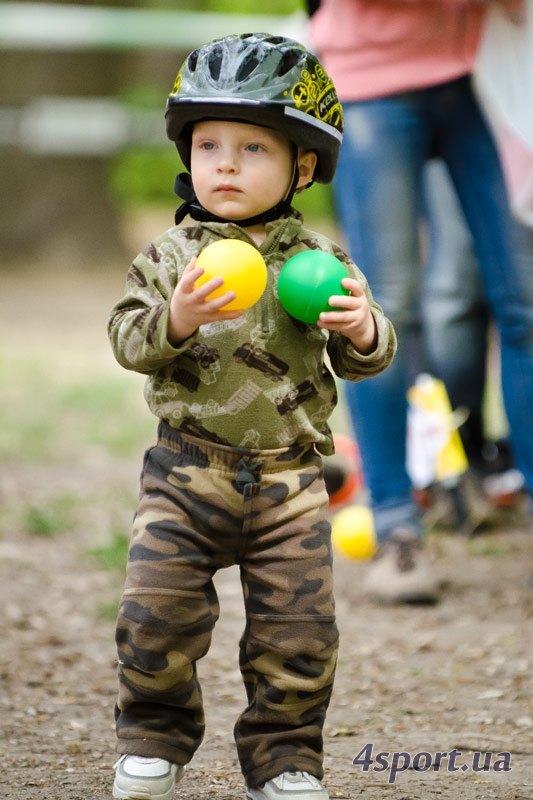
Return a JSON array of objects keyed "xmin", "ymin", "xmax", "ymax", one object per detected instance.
[
  {"xmin": 331, "ymin": 505, "xmax": 377, "ymax": 560},
  {"xmin": 195, "ymin": 239, "xmax": 267, "ymax": 311}
]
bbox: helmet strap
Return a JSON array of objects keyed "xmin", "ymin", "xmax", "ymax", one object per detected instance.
[{"xmin": 173, "ymin": 157, "xmax": 300, "ymax": 227}]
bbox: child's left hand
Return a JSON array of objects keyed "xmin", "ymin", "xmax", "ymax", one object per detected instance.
[{"xmin": 317, "ymin": 277, "xmax": 377, "ymax": 355}]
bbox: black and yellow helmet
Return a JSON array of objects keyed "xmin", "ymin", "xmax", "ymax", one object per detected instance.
[{"xmin": 165, "ymin": 32, "xmax": 343, "ymax": 185}]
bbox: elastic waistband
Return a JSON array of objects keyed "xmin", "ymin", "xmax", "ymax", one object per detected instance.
[{"xmin": 156, "ymin": 420, "xmax": 316, "ymax": 473}]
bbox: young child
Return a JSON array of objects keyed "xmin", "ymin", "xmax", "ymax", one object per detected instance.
[{"xmin": 109, "ymin": 33, "xmax": 396, "ymax": 800}]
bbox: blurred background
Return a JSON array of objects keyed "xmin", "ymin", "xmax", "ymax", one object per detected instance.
[
  {"xmin": 0, "ymin": 0, "xmax": 334, "ymax": 267},
  {"xmin": 0, "ymin": 0, "xmax": 519, "ymax": 580}
]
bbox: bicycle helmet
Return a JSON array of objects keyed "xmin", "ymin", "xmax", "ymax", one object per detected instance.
[{"xmin": 166, "ymin": 32, "xmax": 343, "ymax": 186}]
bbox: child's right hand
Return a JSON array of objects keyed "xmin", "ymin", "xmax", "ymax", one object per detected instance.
[{"xmin": 167, "ymin": 257, "xmax": 243, "ymax": 345}]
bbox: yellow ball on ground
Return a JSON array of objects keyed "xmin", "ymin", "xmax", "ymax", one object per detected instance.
[
  {"xmin": 331, "ymin": 505, "xmax": 377, "ymax": 560},
  {"xmin": 195, "ymin": 239, "xmax": 267, "ymax": 311}
]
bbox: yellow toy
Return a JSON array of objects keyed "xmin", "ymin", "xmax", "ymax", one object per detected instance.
[
  {"xmin": 195, "ymin": 239, "xmax": 267, "ymax": 311},
  {"xmin": 331, "ymin": 504, "xmax": 377, "ymax": 560},
  {"xmin": 407, "ymin": 373, "xmax": 469, "ymax": 488}
]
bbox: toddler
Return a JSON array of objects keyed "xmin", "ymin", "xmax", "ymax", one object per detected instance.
[{"xmin": 109, "ymin": 32, "xmax": 396, "ymax": 800}]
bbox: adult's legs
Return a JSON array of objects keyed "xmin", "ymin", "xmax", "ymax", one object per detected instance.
[
  {"xmin": 421, "ymin": 158, "xmax": 490, "ymax": 461},
  {"xmin": 334, "ymin": 95, "xmax": 429, "ymax": 541},
  {"xmin": 436, "ymin": 77, "xmax": 533, "ymax": 494}
]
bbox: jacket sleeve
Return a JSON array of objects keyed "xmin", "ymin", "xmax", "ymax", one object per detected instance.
[
  {"xmin": 108, "ymin": 242, "xmax": 196, "ymax": 374},
  {"xmin": 327, "ymin": 308, "xmax": 397, "ymax": 382},
  {"xmin": 325, "ymin": 254, "xmax": 397, "ymax": 381}
]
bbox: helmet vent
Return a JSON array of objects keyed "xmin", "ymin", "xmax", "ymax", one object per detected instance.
[
  {"xmin": 237, "ymin": 49, "xmax": 261, "ymax": 83},
  {"xmin": 278, "ymin": 49, "xmax": 304, "ymax": 77},
  {"xmin": 188, "ymin": 50, "xmax": 199, "ymax": 73},
  {"xmin": 208, "ymin": 45, "xmax": 224, "ymax": 81}
]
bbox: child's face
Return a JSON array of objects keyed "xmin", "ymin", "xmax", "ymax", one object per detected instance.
[{"xmin": 190, "ymin": 119, "xmax": 313, "ymax": 223}]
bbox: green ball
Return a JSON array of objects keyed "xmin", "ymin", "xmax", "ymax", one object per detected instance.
[{"xmin": 277, "ymin": 251, "xmax": 350, "ymax": 323}]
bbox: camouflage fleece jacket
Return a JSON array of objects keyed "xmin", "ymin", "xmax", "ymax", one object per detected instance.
[{"xmin": 108, "ymin": 210, "xmax": 396, "ymax": 455}]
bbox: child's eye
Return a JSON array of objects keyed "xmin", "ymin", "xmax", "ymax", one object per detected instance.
[
  {"xmin": 195, "ymin": 140, "xmax": 216, "ymax": 151},
  {"xmin": 246, "ymin": 143, "xmax": 262, "ymax": 153}
]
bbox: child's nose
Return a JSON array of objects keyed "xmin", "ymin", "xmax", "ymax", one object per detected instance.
[{"xmin": 217, "ymin": 150, "xmax": 238, "ymax": 172}]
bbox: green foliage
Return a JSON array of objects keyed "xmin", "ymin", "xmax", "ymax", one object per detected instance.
[
  {"xmin": 0, "ymin": 348, "xmax": 154, "ymax": 464},
  {"xmin": 293, "ymin": 182, "xmax": 335, "ymax": 224},
  {"xmin": 205, "ymin": 0, "xmax": 304, "ymax": 12},
  {"xmin": 110, "ymin": 147, "xmax": 182, "ymax": 208},
  {"xmin": 88, "ymin": 532, "xmax": 130, "ymax": 573},
  {"xmin": 175, "ymin": 0, "xmax": 304, "ymax": 12},
  {"xmin": 95, "ymin": 598, "xmax": 121, "ymax": 621},
  {"xmin": 467, "ymin": 539, "xmax": 512, "ymax": 558},
  {"xmin": 24, "ymin": 494, "xmax": 77, "ymax": 538},
  {"xmin": 109, "ymin": 84, "xmax": 183, "ymax": 209}
]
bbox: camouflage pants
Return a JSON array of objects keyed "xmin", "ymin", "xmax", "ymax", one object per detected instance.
[{"xmin": 115, "ymin": 421, "xmax": 338, "ymax": 788}]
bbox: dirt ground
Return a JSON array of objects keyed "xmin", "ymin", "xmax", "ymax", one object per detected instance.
[{"xmin": 1, "ymin": 265, "xmax": 532, "ymax": 800}]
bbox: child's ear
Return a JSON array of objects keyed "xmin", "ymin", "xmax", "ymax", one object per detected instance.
[{"xmin": 296, "ymin": 149, "xmax": 318, "ymax": 190}]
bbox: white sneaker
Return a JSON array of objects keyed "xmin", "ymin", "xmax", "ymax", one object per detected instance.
[
  {"xmin": 113, "ymin": 755, "xmax": 184, "ymax": 800},
  {"xmin": 246, "ymin": 771, "xmax": 329, "ymax": 800}
]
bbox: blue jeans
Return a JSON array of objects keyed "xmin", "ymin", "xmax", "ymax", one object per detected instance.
[
  {"xmin": 335, "ymin": 76, "xmax": 533, "ymax": 540},
  {"xmin": 421, "ymin": 158, "xmax": 489, "ymax": 455}
]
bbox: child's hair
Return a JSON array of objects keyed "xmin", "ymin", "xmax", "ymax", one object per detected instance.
[{"xmin": 166, "ymin": 32, "xmax": 343, "ymax": 186}]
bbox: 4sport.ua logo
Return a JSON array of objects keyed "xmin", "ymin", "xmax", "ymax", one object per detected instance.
[{"xmin": 352, "ymin": 743, "xmax": 512, "ymax": 784}]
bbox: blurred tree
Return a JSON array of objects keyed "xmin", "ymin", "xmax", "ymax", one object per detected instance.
[
  {"xmin": 0, "ymin": 0, "xmax": 303, "ymax": 266},
  {"xmin": 0, "ymin": 1, "xmax": 128, "ymax": 264}
]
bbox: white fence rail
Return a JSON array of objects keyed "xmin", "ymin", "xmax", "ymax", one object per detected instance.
[
  {"xmin": 0, "ymin": 3, "xmax": 307, "ymax": 51},
  {"xmin": 0, "ymin": 3, "xmax": 309, "ymax": 154}
]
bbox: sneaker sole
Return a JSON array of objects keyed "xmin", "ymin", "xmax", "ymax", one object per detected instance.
[
  {"xmin": 113, "ymin": 783, "xmax": 175, "ymax": 800},
  {"xmin": 113, "ymin": 765, "xmax": 183, "ymax": 800}
]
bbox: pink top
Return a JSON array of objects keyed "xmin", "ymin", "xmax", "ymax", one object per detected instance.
[{"xmin": 309, "ymin": 0, "xmax": 487, "ymax": 101}]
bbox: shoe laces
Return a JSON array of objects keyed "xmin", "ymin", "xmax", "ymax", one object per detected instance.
[{"xmin": 389, "ymin": 529, "xmax": 419, "ymax": 573}]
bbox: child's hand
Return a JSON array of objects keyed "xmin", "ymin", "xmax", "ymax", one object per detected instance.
[
  {"xmin": 168, "ymin": 257, "xmax": 243, "ymax": 345},
  {"xmin": 317, "ymin": 277, "xmax": 377, "ymax": 354}
]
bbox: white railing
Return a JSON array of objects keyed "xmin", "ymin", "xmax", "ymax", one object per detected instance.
[
  {"xmin": 0, "ymin": 3, "xmax": 309, "ymax": 154},
  {"xmin": 0, "ymin": 3, "xmax": 307, "ymax": 51}
]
